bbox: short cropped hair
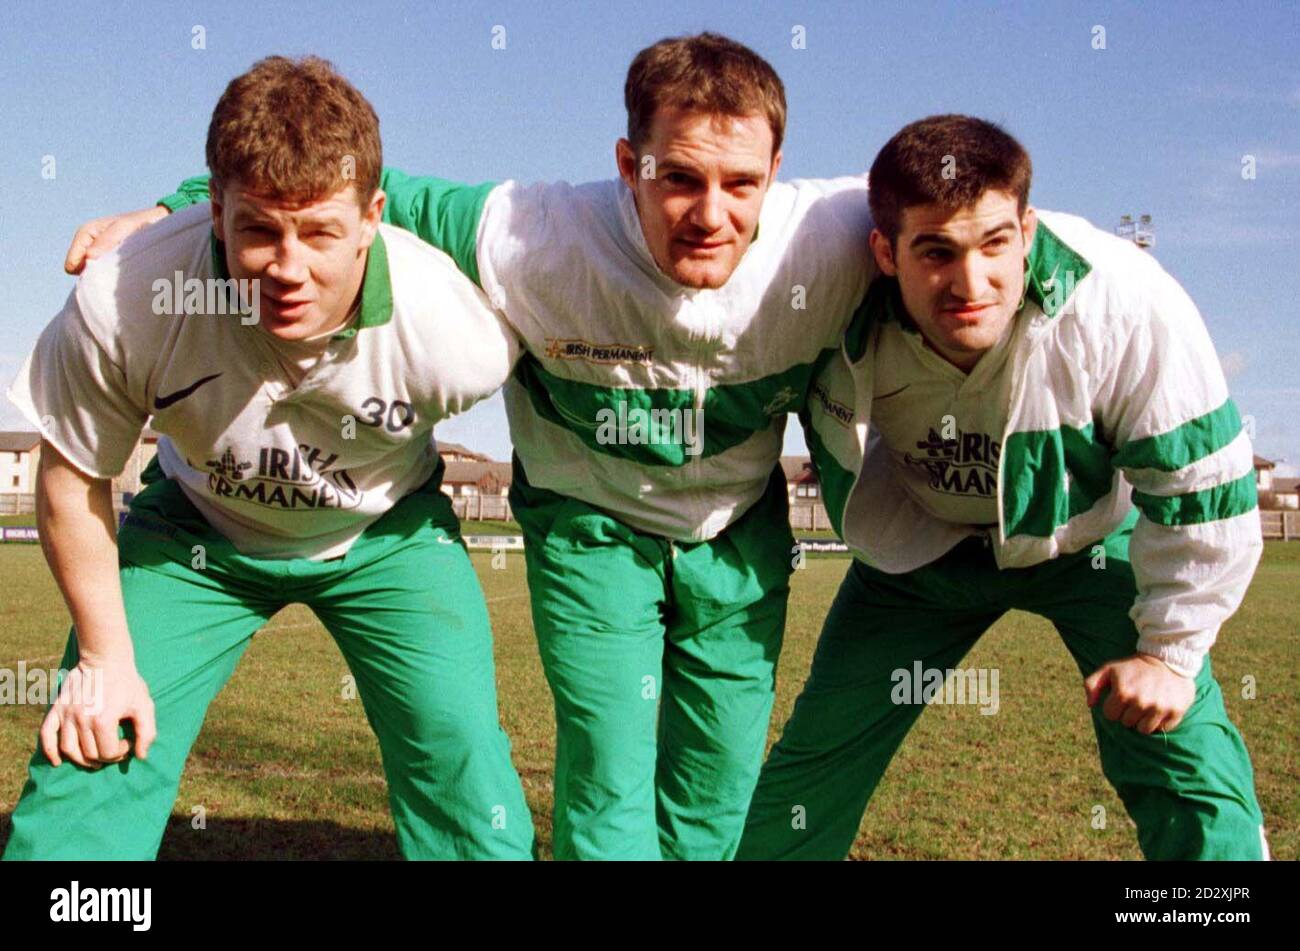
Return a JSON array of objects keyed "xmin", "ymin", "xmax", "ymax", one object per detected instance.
[
  {"xmin": 868, "ymin": 115, "xmax": 1032, "ymax": 243},
  {"xmin": 206, "ymin": 55, "xmax": 381, "ymax": 207},
  {"xmin": 624, "ymin": 32, "xmax": 786, "ymax": 157}
]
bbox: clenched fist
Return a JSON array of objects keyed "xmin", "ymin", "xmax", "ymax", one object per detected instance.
[
  {"xmin": 1083, "ymin": 653, "xmax": 1196, "ymax": 735},
  {"xmin": 40, "ymin": 657, "xmax": 157, "ymax": 768}
]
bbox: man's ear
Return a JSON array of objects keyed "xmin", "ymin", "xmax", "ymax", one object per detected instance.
[
  {"xmin": 1021, "ymin": 205, "xmax": 1038, "ymax": 254},
  {"xmin": 359, "ymin": 188, "xmax": 385, "ymax": 250},
  {"xmin": 769, "ymin": 148, "xmax": 783, "ymax": 183},
  {"xmin": 210, "ymin": 189, "xmax": 225, "ymax": 244},
  {"xmin": 615, "ymin": 138, "xmax": 639, "ymax": 191},
  {"xmin": 868, "ymin": 228, "xmax": 897, "ymax": 277}
]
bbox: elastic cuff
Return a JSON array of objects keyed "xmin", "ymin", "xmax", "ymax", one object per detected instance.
[
  {"xmin": 156, "ymin": 194, "xmax": 186, "ymax": 213},
  {"xmin": 1136, "ymin": 642, "xmax": 1203, "ymax": 679}
]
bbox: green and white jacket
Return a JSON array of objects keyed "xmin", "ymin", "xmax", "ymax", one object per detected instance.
[
  {"xmin": 805, "ymin": 210, "xmax": 1262, "ymax": 676},
  {"xmin": 163, "ymin": 170, "xmax": 875, "ymax": 541}
]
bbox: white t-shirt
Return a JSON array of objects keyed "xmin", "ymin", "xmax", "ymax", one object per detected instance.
[
  {"xmin": 9, "ymin": 203, "xmax": 519, "ymax": 559},
  {"xmin": 869, "ymin": 313, "xmax": 1018, "ymax": 526}
]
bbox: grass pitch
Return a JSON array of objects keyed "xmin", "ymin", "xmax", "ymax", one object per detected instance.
[{"xmin": 0, "ymin": 541, "xmax": 1294, "ymax": 860}]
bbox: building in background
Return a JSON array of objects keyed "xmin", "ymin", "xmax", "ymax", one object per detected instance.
[
  {"xmin": 10, "ymin": 434, "xmax": 1293, "ymax": 529},
  {"xmin": 436, "ymin": 441, "xmax": 512, "ymax": 520},
  {"xmin": 1254, "ymin": 454, "xmax": 1278, "ymax": 494},
  {"xmin": 782, "ymin": 455, "xmax": 834, "ymax": 531},
  {"xmin": 0, "ymin": 432, "xmax": 41, "ymax": 494},
  {"xmin": 1267, "ymin": 477, "xmax": 1299, "ymax": 511},
  {"xmin": 113, "ymin": 428, "xmax": 163, "ymax": 496},
  {"xmin": 1255, "ymin": 455, "xmax": 1298, "ymax": 510},
  {"xmin": 436, "ymin": 441, "xmax": 491, "ymax": 464},
  {"xmin": 441, "ymin": 459, "xmax": 513, "ymax": 499},
  {"xmin": 2, "ymin": 426, "xmax": 162, "ymax": 513},
  {"xmin": 781, "ymin": 455, "xmax": 820, "ymax": 501}
]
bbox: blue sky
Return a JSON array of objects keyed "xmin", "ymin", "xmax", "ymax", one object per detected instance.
[{"xmin": 1, "ymin": 0, "xmax": 1296, "ymax": 470}]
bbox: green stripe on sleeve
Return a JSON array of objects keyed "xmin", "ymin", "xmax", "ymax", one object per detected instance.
[
  {"xmin": 378, "ymin": 168, "xmax": 497, "ymax": 288},
  {"xmin": 158, "ymin": 174, "xmax": 214, "ymax": 212},
  {"xmin": 1131, "ymin": 471, "xmax": 1258, "ymax": 526},
  {"xmin": 799, "ymin": 410, "xmax": 853, "ymax": 538},
  {"xmin": 1113, "ymin": 399, "xmax": 1243, "ymax": 473}
]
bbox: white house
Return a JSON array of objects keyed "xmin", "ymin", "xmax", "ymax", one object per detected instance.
[{"xmin": 0, "ymin": 432, "xmax": 41, "ymax": 494}]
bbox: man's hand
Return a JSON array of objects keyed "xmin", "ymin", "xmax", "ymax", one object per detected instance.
[
  {"xmin": 1083, "ymin": 653, "xmax": 1196, "ymax": 735},
  {"xmin": 64, "ymin": 205, "xmax": 170, "ymax": 275},
  {"xmin": 40, "ymin": 656, "xmax": 156, "ymax": 768},
  {"xmin": 35, "ymin": 441, "xmax": 156, "ymax": 768}
]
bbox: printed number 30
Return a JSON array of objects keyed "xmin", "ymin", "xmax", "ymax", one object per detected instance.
[{"xmin": 359, "ymin": 397, "xmax": 416, "ymax": 433}]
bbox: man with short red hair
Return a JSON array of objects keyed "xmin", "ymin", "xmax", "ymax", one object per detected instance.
[{"xmin": 4, "ymin": 56, "xmax": 533, "ymax": 860}]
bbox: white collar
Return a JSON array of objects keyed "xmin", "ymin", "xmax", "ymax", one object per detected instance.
[{"xmin": 615, "ymin": 182, "xmax": 667, "ymax": 278}]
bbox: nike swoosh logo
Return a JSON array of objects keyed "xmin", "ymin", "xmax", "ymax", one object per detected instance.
[{"xmin": 154, "ymin": 373, "xmax": 222, "ymax": 410}]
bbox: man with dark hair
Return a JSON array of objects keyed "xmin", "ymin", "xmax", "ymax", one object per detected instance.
[
  {"xmin": 738, "ymin": 115, "xmax": 1267, "ymax": 861},
  {"xmin": 3, "ymin": 56, "xmax": 533, "ymax": 860},
  {"xmin": 67, "ymin": 33, "xmax": 874, "ymax": 860}
]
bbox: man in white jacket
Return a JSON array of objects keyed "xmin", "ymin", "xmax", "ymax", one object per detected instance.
[{"xmin": 738, "ymin": 115, "xmax": 1267, "ymax": 860}]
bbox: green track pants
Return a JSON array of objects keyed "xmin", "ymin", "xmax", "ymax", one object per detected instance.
[
  {"xmin": 511, "ymin": 458, "xmax": 794, "ymax": 860},
  {"xmin": 738, "ymin": 523, "xmax": 1266, "ymax": 860},
  {"xmin": 3, "ymin": 466, "xmax": 533, "ymax": 860}
]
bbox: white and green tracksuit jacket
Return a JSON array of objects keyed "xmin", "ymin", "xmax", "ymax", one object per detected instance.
[
  {"xmin": 163, "ymin": 172, "xmax": 876, "ymax": 541},
  {"xmin": 804, "ymin": 210, "xmax": 1262, "ymax": 677}
]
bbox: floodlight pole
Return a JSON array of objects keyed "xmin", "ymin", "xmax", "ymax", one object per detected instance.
[{"xmin": 1115, "ymin": 213, "xmax": 1155, "ymax": 250}]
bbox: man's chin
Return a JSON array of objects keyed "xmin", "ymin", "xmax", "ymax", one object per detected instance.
[
  {"xmin": 261, "ymin": 315, "xmax": 315, "ymax": 340},
  {"xmin": 668, "ymin": 260, "xmax": 737, "ymax": 290},
  {"xmin": 931, "ymin": 312, "xmax": 1012, "ymax": 350}
]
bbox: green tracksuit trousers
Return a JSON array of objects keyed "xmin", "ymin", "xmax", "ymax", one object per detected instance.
[
  {"xmin": 2, "ymin": 465, "xmax": 533, "ymax": 860},
  {"xmin": 510, "ymin": 458, "xmax": 795, "ymax": 860},
  {"xmin": 738, "ymin": 522, "xmax": 1267, "ymax": 860}
]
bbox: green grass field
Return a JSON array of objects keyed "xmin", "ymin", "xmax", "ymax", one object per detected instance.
[{"xmin": 0, "ymin": 541, "xmax": 1295, "ymax": 860}]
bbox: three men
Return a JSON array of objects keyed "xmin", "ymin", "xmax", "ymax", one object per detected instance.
[
  {"xmin": 45, "ymin": 45, "xmax": 1267, "ymax": 863},
  {"xmin": 737, "ymin": 115, "xmax": 1267, "ymax": 860},
  {"xmin": 3, "ymin": 56, "xmax": 532, "ymax": 860}
]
